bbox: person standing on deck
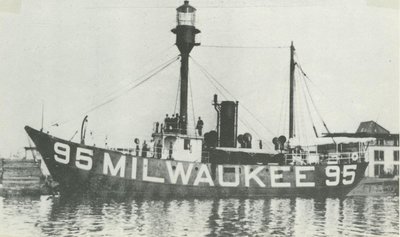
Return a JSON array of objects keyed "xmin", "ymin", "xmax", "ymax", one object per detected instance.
[
  {"xmin": 171, "ymin": 114, "xmax": 175, "ymax": 131},
  {"xmin": 196, "ymin": 117, "xmax": 204, "ymax": 136},
  {"xmin": 135, "ymin": 143, "xmax": 140, "ymax": 156},
  {"xmin": 164, "ymin": 114, "xmax": 170, "ymax": 132},
  {"xmin": 141, "ymin": 141, "xmax": 148, "ymax": 157}
]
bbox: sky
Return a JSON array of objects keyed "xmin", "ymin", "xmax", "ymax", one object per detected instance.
[{"xmin": 0, "ymin": 0, "xmax": 398, "ymax": 156}]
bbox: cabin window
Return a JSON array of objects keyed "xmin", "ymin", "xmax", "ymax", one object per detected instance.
[
  {"xmin": 184, "ymin": 139, "xmax": 191, "ymax": 150},
  {"xmin": 394, "ymin": 165, "xmax": 399, "ymax": 176},
  {"xmin": 374, "ymin": 164, "xmax": 384, "ymax": 177},
  {"xmin": 394, "ymin": 151, "xmax": 399, "ymax": 161},
  {"xmin": 374, "ymin": 150, "xmax": 384, "ymax": 161}
]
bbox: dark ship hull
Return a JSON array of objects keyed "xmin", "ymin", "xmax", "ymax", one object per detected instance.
[{"xmin": 26, "ymin": 126, "xmax": 368, "ymax": 198}]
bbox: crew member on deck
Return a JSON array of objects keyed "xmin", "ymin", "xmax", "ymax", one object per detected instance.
[
  {"xmin": 171, "ymin": 114, "xmax": 176, "ymax": 131},
  {"xmin": 135, "ymin": 143, "xmax": 140, "ymax": 156},
  {"xmin": 164, "ymin": 114, "xmax": 170, "ymax": 132},
  {"xmin": 142, "ymin": 141, "xmax": 148, "ymax": 157},
  {"xmin": 196, "ymin": 117, "xmax": 204, "ymax": 136}
]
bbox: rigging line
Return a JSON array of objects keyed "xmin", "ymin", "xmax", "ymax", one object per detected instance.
[
  {"xmin": 53, "ymin": 55, "xmax": 179, "ymax": 126},
  {"xmin": 57, "ymin": 56, "xmax": 180, "ymax": 126},
  {"xmin": 200, "ymin": 45, "xmax": 289, "ymax": 49},
  {"xmin": 296, "ymin": 62, "xmax": 309, "ymax": 79},
  {"xmin": 238, "ymin": 118, "xmax": 273, "ymax": 150},
  {"xmin": 277, "ymin": 75, "xmax": 289, "ymax": 136},
  {"xmin": 297, "ymin": 71, "xmax": 311, "ymax": 145},
  {"xmin": 96, "ymin": 53, "xmax": 179, "ymax": 104},
  {"xmin": 295, "ymin": 76, "xmax": 308, "ymax": 146},
  {"xmin": 293, "ymin": 62, "xmax": 327, "ymax": 129},
  {"xmin": 189, "ymin": 74, "xmax": 197, "ymax": 138},
  {"xmin": 293, "ymin": 58, "xmax": 342, "ymax": 134},
  {"xmin": 190, "ymin": 56, "xmax": 275, "ymax": 136},
  {"xmin": 86, "ymin": 3, "xmax": 331, "ymax": 10},
  {"xmin": 84, "ymin": 44, "xmax": 176, "ymax": 103},
  {"xmin": 192, "ymin": 57, "xmax": 273, "ymax": 145},
  {"xmin": 190, "ymin": 56, "xmax": 273, "ymax": 149},
  {"xmin": 294, "ymin": 59, "xmax": 334, "ymax": 136},
  {"xmin": 298, "ymin": 68, "xmax": 336, "ymax": 144},
  {"xmin": 300, "ymin": 71, "xmax": 330, "ymax": 133},
  {"xmin": 173, "ymin": 74, "xmax": 181, "ymax": 114},
  {"xmin": 193, "ymin": 60, "xmax": 273, "ymax": 149},
  {"xmin": 297, "ymin": 69, "xmax": 318, "ymax": 138},
  {"xmin": 85, "ymin": 57, "xmax": 179, "ymax": 114},
  {"xmin": 302, "ymin": 71, "xmax": 356, "ymax": 124}
]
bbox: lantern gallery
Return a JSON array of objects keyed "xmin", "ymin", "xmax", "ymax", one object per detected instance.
[{"xmin": 53, "ymin": 142, "xmax": 357, "ymax": 188}]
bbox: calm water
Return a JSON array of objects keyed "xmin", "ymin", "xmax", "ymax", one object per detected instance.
[{"xmin": 0, "ymin": 195, "xmax": 398, "ymax": 237}]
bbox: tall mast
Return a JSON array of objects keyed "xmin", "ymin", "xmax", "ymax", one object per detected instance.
[
  {"xmin": 289, "ymin": 41, "xmax": 295, "ymax": 139},
  {"xmin": 172, "ymin": 1, "xmax": 200, "ymax": 135}
]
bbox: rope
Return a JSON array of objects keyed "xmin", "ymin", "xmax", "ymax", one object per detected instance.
[
  {"xmin": 298, "ymin": 67, "xmax": 329, "ymax": 133},
  {"xmin": 200, "ymin": 45, "xmax": 289, "ymax": 49},
  {"xmin": 54, "ymin": 55, "xmax": 180, "ymax": 126},
  {"xmin": 297, "ymin": 71, "xmax": 310, "ymax": 145},
  {"xmin": 189, "ymin": 74, "xmax": 197, "ymax": 137},
  {"xmin": 86, "ymin": 3, "xmax": 331, "ymax": 10},
  {"xmin": 93, "ymin": 44, "xmax": 176, "ymax": 103},
  {"xmin": 297, "ymin": 69, "xmax": 318, "ymax": 138},
  {"xmin": 85, "ymin": 56, "xmax": 179, "ymax": 114},
  {"xmin": 190, "ymin": 57, "xmax": 273, "ymax": 150},
  {"xmin": 190, "ymin": 56, "xmax": 275, "ymax": 136},
  {"xmin": 173, "ymin": 74, "xmax": 181, "ymax": 114},
  {"xmin": 277, "ymin": 75, "xmax": 289, "ymax": 136},
  {"xmin": 295, "ymin": 61, "xmax": 336, "ymax": 144}
]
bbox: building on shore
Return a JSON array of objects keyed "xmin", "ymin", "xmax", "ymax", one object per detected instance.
[
  {"xmin": 358, "ymin": 121, "xmax": 399, "ymax": 177},
  {"xmin": 320, "ymin": 121, "xmax": 399, "ymax": 178}
]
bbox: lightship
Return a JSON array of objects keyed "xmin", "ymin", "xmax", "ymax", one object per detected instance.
[{"xmin": 26, "ymin": 1, "xmax": 368, "ymax": 198}]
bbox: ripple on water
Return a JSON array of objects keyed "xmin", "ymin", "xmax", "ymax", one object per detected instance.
[{"xmin": 0, "ymin": 196, "xmax": 398, "ymax": 236}]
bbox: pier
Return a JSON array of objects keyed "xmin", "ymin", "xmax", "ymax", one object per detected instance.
[{"xmin": 0, "ymin": 159, "xmax": 44, "ymax": 196}]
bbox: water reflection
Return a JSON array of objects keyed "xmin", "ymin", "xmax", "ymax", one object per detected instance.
[{"xmin": 0, "ymin": 195, "xmax": 398, "ymax": 236}]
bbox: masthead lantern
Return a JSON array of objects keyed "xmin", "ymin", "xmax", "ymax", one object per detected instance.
[
  {"xmin": 176, "ymin": 0, "xmax": 197, "ymax": 26},
  {"xmin": 172, "ymin": 0, "xmax": 201, "ymax": 54}
]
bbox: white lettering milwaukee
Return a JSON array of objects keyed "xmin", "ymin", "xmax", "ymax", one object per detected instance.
[
  {"xmin": 193, "ymin": 164, "xmax": 214, "ymax": 186},
  {"xmin": 244, "ymin": 166, "xmax": 265, "ymax": 187},
  {"xmin": 166, "ymin": 161, "xmax": 193, "ymax": 185},
  {"xmin": 131, "ymin": 157, "xmax": 137, "ymax": 180},
  {"xmin": 103, "ymin": 153, "xmax": 126, "ymax": 177},
  {"xmin": 295, "ymin": 166, "xmax": 315, "ymax": 187},
  {"xmin": 143, "ymin": 159, "xmax": 165, "ymax": 183},
  {"xmin": 270, "ymin": 166, "xmax": 291, "ymax": 187},
  {"xmin": 218, "ymin": 165, "xmax": 240, "ymax": 187}
]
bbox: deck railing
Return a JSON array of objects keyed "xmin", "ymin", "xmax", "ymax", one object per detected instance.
[
  {"xmin": 110, "ymin": 147, "xmax": 365, "ymax": 165},
  {"xmin": 284, "ymin": 151, "xmax": 365, "ymax": 165}
]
